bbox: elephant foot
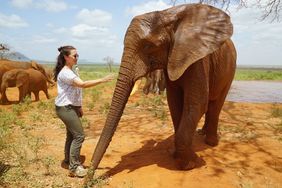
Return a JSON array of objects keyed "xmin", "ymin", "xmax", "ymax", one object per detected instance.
[
  {"xmin": 0, "ymin": 99, "xmax": 10, "ymax": 105},
  {"xmin": 174, "ymin": 149, "xmax": 199, "ymax": 170},
  {"xmin": 205, "ymin": 135, "xmax": 219, "ymax": 147}
]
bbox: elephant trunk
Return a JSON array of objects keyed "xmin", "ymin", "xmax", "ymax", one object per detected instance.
[
  {"xmin": 85, "ymin": 56, "xmax": 134, "ymax": 184},
  {"xmin": 46, "ymin": 78, "xmax": 55, "ymax": 85}
]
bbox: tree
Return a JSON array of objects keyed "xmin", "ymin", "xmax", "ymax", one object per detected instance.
[
  {"xmin": 169, "ymin": 0, "xmax": 281, "ymax": 21},
  {"xmin": 103, "ymin": 56, "xmax": 114, "ymax": 72}
]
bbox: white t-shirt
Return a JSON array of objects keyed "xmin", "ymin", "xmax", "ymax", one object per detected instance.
[{"xmin": 55, "ymin": 67, "xmax": 82, "ymax": 106}]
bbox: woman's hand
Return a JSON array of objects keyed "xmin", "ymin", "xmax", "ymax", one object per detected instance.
[
  {"xmin": 102, "ymin": 74, "xmax": 115, "ymax": 82},
  {"xmin": 78, "ymin": 107, "xmax": 83, "ymax": 117}
]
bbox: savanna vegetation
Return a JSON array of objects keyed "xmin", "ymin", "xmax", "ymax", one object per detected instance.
[
  {"xmin": 44, "ymin": 64, "xmax": 282, "ymax": 81},
  {"xmin": 235, "ymin": 67, "xmax": 282, "ymax": 81}
]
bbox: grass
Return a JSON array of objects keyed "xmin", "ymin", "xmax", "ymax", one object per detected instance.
[
  {"xmin": 86, "ymin": 175, "xmax": 110, "ymax": 188},
  {"xmin": 235, "ymin": 68, "xmax": 282, "ymax": 81},
  {"xmin": 270, "ymin": 104, "xmax": 282, "ymax": 141},
  {"xmin": 271, "ymin": 104, "xmax": 282, "ymax": 118},
  {"xmin": 47, "ymin": 63, "xmax": 282, "ymax": 81},
  {"xmin": 0, "ymin": 97, "xmax": 62, "ymax": 187}
]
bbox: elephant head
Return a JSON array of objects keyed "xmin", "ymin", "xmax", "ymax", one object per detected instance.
[
  {"xmin": 0, "ymin": 69, "xmax": 30, "ymax": 103},
  {"xmin": 30, "ymin": 61, "xmax": 54, "ymax": 85},
  {"xmin": 89, "ymin": 3, "xmax": 233, "ymax": 175}
]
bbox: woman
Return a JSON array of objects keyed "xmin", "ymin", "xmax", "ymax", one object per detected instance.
[{"xmin": 54, "ymin": 45, "xmax": 114, "ymax": 177}]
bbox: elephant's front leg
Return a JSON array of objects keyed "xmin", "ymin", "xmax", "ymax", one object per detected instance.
[
  {"xmin": 172, "ymin": 62, "xmax": 209, "ymax": 170},
  {"xmin": 166, "ymin": 81, "xmax": 183, "ymax": 132},
  {"xmin": 18, "ymin": 86, "xmax": 26, "ymax": 102},
  {"xmin": 174, "ymin": 103, "xmax": 204, "ymax": 170},
  {"xmin": 0, "ymin": 85, "xmax": 9, "ymax": 104}
]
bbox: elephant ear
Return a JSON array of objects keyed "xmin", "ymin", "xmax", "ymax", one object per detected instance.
[
  {"xmin": 16, "ymin": 71, "xmax": 29, "ymax": 87},
  {"xmin": 167, "ymin": 4, "xmax": 233, "ymax": 81}
]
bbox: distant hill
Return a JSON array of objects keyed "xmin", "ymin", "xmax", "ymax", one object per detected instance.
[{"xmin": 0, "ymin": 51, "xmax": 31, "ymax": 62}]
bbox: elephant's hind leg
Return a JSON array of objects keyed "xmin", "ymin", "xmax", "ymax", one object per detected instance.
[
  {"xmin": 203, "ymin": 84, "xmax": 231, "ymax": 146},
  {"xmin": 34, "ymin": 91, "xmax": 40, "ymax": 101}
]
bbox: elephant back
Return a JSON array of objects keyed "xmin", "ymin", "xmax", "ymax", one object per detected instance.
[
  {"xmin": 0, "ymin": 59, "xmax": 32, "ymax": 69},
  {"xmin": 26, "ymin": 69, "xmax": 46, "ymax": 81}
]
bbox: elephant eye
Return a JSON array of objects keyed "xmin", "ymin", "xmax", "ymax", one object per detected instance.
[{"xmin": 144, "ymin": 43, "xmax": 154, "ymax": 51}]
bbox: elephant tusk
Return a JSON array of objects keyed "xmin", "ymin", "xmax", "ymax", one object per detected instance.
[{"xmin": 130, "ymin": 79, "xmax": 142, "ymax": 96}]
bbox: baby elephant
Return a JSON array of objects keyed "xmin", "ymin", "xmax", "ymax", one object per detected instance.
[{"xmin": 1, "ymin": 68, "xmax": 50, "ymax": 103}]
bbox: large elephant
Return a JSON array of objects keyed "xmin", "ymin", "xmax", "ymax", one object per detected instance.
[
  {"xmin": 88, "ymin": 3, "xmax": 237, "ymax": 178},
  {"xmin": 1, "ymin": 68, "xmax": 50, "ymax": 103},
  {"xmin": 0, "ymin": 60, "xmax": 54, "ymax": 103}
]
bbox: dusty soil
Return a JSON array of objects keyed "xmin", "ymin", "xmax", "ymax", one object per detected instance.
[{"xmin": 1, "ymin": 85, "xmax": 282, "ymax": 188}]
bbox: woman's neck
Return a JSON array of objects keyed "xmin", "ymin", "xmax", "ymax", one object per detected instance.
[{"xmin": 65, "ymin": 64, "xmax": 73, "ymax": 69}]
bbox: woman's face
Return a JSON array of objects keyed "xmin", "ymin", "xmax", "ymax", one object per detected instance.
[{"xmin": 65, "ymin": 49, "xmax": 79, "ymax": 66}]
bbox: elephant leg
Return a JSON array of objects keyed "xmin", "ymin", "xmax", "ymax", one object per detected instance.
[
  {"xmin": 166, "ymin": 82, "xmax": 183, "ymax": 133},
  {"xmin": 34, "ymin": 91, "xmax": 40, "ymax": 101},
  {"xmin": 174, "ymin": 103, "xmax": 203, "ymax": 170},
  {"xmin": 202, "ymin": 84, "xmax": 232, "ymax": 146},
  {"xmin": 18, "ymin": 86, "xmax": 24, "ymax": 102},
  {"xmin": 0, "ymin": 87, "xmax": 9, "ymax": 104}
]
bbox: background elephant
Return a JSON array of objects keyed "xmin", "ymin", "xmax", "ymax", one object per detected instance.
[
  {"xmin": 143, "ymin": 69, "xmax": 166, "ymax": 95},
  {"xmin": 0, "ymin": 69, "xmax": 30, "ymax": 103},
  {"xmin": 0, "ymin": 59, "xmax": 54, "ymax": 103},
  {"xmin": 1, "ymin": 68, "xmax": 50, "ymax": 103},
  {"xmin": 86, "ymin": 3, "xmax": 236, "ymax": 180}
]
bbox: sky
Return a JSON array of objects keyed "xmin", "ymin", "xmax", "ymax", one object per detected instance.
[{"xmin": 0, "ymin": 0, "xmax": 281, "ymax": 66}]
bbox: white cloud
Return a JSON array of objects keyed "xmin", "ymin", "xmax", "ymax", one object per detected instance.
[
  {"xmin": 72, "ymin": 9, "xmax": 116, "ymax": 46},
  {"xmin": 10, "ymin": 0, "xmax": 33, "ymax": 9},
  {"xmin": 35, "ymin": 0, "xmax": 68, "ymax": 12},
  {"xmin": 53, "ymin": 27, "xmax": 68, "ymax": 34},
  {"xmin": 230, "ymin": 6, "xmax": 282, "ymax": 44},
  {"xmin": 126, "ymin": 0, "xmax": 171, "ymax": 17},
  {"xmin": 71, "ymin": 24, "xmax": 109, "ymax": 39},
  {"xmin": 32, "ymin": 35, "xmax": 57, "ymax": 43},
  {"xmin": 11, "ymin": 0, "xmax": 68, "ymax": 12},
  {"xmin": 70, "ymin": 23, "xmax": 119, "ymax": 49},
  {"xmin": 46, "ymin": 23, "xmax": 54, "ymax": 28},
  {"xmin": 228, "ymin": 4, "xmax": 282, "ymax": 65},
  {"xmin": 76, "ymin": 9, "xmax": 112, "ymax": 27},
  {"xmin": 0, "ymin": 13, "xmax": 28, "ymax": 28}
]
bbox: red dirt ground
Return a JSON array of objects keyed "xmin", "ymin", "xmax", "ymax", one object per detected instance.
[{"xmin": 2, "ymin": 85, "xmax": 282, "ymax": 188}]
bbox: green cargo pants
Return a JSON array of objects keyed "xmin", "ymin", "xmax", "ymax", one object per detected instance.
[{"xmin": 55, "ymin": 105, "xmax": 85, "ymax": 172}]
